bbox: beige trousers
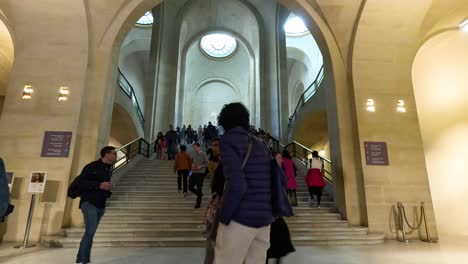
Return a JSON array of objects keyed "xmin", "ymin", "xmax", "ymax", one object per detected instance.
[{"xmin": 214, "ymin": 221, "xmax": 271, "ymax": 264}]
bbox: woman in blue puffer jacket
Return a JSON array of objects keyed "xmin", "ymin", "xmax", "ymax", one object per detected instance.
[{"xmin": 214, "ymin": 103, "xmax": 274, "ymax": 264}]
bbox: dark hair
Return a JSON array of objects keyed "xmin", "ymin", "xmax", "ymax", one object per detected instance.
[
  {"xmin": 218, "ymin": 102, "xmax": 250, "ymax": 131},
  {"xmin": 193, "ymin": 143, "xmax": 201, "ymax": 147},
  {"xmin": 312, "ymin": 150, "xmax": 319, "ymax": 158},
  {"xmin": 282, "ymin": 150, "xmax": 292, "ymax": 159},
  {"xmin": 100, "ymin": 146, "xmax": 116, "ymax": 158},
  {"xmin": 272, "ymin": 151, "xmax": 281, "ymax": 158},
  {"xmin": 180, "ymin": 145, "xmax": 187, "ymax": 152}
]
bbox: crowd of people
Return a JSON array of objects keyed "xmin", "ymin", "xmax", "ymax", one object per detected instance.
[{"xmin": 154, "ymin": 122, "xmax": 223, "ymax": 160}]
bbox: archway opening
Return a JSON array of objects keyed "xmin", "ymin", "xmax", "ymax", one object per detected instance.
[
  {"xmin": 413, "ymin": 29, "xmax": 468, "ymax": 237},
  {"xmin": 0, "ymin": 17, "xmax": 14, "ymax": 118}
]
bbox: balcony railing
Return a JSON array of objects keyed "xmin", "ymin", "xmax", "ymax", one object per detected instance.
[
  {"xmin": 117, "ymin": 68, "xmax": 145, "ymax": 128},
  {"xmin": 288, "ymin": 65, "xmax": 325, "ymax": 128}
]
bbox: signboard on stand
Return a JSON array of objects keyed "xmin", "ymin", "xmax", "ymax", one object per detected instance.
[
  {"xmin": 364, "ymin": 141, "xmax": 389, "ymax": 166},
  {"xmin": 28, "ymin": 172, "xmax": 47, "ymax": 193},
  {"xmin": 40, "ymin": 131, "xmax": 72, "ymax": 158}
]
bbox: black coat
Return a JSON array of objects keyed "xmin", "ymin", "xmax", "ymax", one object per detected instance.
[{"xmin": 79, "ymin": 159, "xmax": 112, "ymax": 208}]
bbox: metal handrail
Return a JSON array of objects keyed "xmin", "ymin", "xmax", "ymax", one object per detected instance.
[
  {"xmin": 113, "ymin": 137, "xmax": 155, "ymax": 172},
  {"xmin": 117, "ymin": 68, "xmax": 145, "ymax": 128},
  {"xmin": 289, "ymin": 65, "xmax": 325, "ymax": 128},
  {"xmin": 270, "ymin": 136, "xmax": 333, "ymax": 184}
]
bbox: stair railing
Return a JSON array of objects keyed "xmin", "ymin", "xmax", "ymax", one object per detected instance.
[
  {"xmin": 117, "ymin": 68, "xmax": 145, "ymax": 129},
  {"xmin": 113, "ymin": 138, "xmax": 156, "ymax": 172},
  {"xmin": 282, "ymin": 141, "xmax": 333, "ymax": 184},
  {"xmin": 288, "ymin": 65, "xmax": 325, "ymax": 128}
]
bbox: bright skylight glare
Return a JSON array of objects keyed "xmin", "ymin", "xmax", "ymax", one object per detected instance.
[
  {"xmin": 200, "ymin": 33, "xmax": 237, "ymax": 59},
  {"xmin": 284, "ymin": 14, "xmax": 309, "ymax": 36},
  {"xmin": 136, "ymin": 11, "xmax": 154, "ymax": 25}
]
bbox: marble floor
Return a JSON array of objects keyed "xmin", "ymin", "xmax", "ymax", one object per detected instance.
[{"xmin": 3, "ymin": 237, "xmax": 468, "ymax": 264}]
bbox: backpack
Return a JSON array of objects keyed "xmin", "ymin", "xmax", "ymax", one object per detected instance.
[{"xmin": 67, "ymin": 175, "xmax": 82, "ymax": 199}]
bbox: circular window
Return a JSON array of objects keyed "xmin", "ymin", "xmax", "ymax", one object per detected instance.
[
  {"xmin": 136, "ymin": 11, "xmax": 154, "ymax": 26},
  {"xmin": 284, "ymin": 14, "xmax": 309, "ymax": 36},
  {"xmin": 200, "ymin": 33, "xmax": 237, "ymax": 59}
]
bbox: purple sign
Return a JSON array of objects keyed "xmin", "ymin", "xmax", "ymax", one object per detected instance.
[
  {"xmin": 41, "ymin": 131, "xmax": 72, "ymax": 157},
  {"xmin": 364, "ymin": 141, "xmax": 389, "ymax": 166}
]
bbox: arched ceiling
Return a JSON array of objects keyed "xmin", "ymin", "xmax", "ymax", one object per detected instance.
[
  {"xmin": 111, "ymin": 103, "xmax": 139, "ymax": 145},
  {"xmin": 293, "ymin": 111, "xmax": 328, "ymax": 148},
  {"xmin": 0, "ymin": 17, "xmax": 14, "ymax": 96},
  {"xmin": 287, "ymin": 46, "xmax": 312, "ymax": 71}
]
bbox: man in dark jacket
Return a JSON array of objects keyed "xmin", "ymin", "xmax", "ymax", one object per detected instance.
[
  {"xmin": 166, "ymin": 125, "xmax": 179, "ymax": 160},
  {"xmin": 214, "ymin": 103, "xmax": 273, "ymax": 264},
  {"xmin": 76, "ymin": 146, "xmax": 117, "ymax": 264}
]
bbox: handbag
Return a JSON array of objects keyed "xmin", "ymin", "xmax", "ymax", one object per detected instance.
[{"xmin": 202, "ymin": 134, "xmax": 253, "ymax": 237}]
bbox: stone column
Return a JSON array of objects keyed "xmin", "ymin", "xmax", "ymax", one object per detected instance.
[
  {"xmin": 249, "ymin": 0, "xmax": 286, "ymax": 139},
  {"xmin": 144, "ymin": 5, "xmax": 162, "ymax": 142},
  {"xmin": 150, "ymin": 0, "xmax": 185, "ymax": 135}
]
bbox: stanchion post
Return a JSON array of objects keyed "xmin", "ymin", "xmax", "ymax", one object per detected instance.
[
  {"xmin": 397, "ymin": 202, "xmax": 409, "ymax": 243},
  {"xmin": 14, "ymin": 194, "xmax": 37, "ymax": 249}
]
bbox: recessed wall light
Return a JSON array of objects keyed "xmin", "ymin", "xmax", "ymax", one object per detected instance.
[
  {"xmin": 58, "ymin": 86, "xmax": 69, "ymax": 102},
  {"xmin": 22, "ymin": 85, "xmax": 33, "ymax": 100},
  {"xmin": 397, "ymin": 100, "xmax": 406, "ymax": 113},
  {"xmin": 366, "ymin": 99, "xmax": 375, "ymax": 112},
  {"xmin": 459, "ymin": 18, "xmax": 468, "ymax": 31}
]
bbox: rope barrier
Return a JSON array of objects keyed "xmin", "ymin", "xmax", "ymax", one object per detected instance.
[{"xmin": 395, "ymin": 201, "xmax": 436, "ymax": 243}]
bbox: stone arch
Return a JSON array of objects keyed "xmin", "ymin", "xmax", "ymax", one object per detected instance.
[
  {"xmin": 185, "ymin": 78, "xmax": 242, "ymax": 126},
  {"xmin": 81, "ymin": 0, "xmax": 362, "ymax": 227},
  {"xmin": 412, "ymin": 29, "xmax": 468, "ymax": 237},
  {"xmin": 194, "ymin": 77, "xmax": 241, "ymax": 96},
  {"xmin": 0, "ymin": 11, "xmax": 15, "ymax": 117}
]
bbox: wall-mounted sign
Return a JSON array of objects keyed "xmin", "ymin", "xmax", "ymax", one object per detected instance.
[
  {"xmin": 40, "ymin": 131, "xmax": 72, "ymax": 157},
  {"xmin": 6, "ymin": 172, "xmax": 13, "ymax": 189},
  {"xmin": 28, "ymin": 172, "xmax": 47, "ymax": 193},
  {"xmin": 364, "ymin": 141, "xmax": 389, "ymax": 166}
]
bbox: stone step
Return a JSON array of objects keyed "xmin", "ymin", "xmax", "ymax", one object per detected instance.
[
  {"xmin": 62, "ymin": 226, "xmax": 370, "ymax": 238},
  {"xmin": 106, "ymin": 197, "xmax": 334, "ymax": 206},
  {"xmin": 105, "ymin": 202, "xmax": 335, "ymax": 212},
  {"xmin": 42, "ymin": 233, "xmax": 383, "ymax": 248},
  {"xmin": 109, "ymin": 193, "xmax": 330, "ymax": 200},
  {"xmin": 97, "ymin": 219, "xmax": 350, "ymax": 228},
  {"xmin": 44, "ymin": 158, "xmax": 382, "ymax": 248},
  {"xmin": 101, "ymin": 213, "xmax": 341, "ymax": 221}
]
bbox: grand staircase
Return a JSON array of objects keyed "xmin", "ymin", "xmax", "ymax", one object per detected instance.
[{"xmin": 43, "ymin": 159, "xmax": 383, "ymax": 247}]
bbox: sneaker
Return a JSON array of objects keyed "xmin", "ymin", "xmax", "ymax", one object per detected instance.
[
  {"xmin": 183, "ymin": 192, "xmax": 187, "ymax": 197},
  {"xmin": 194, "ymin": 204, "xmax": 201, "ymax": 209}
]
